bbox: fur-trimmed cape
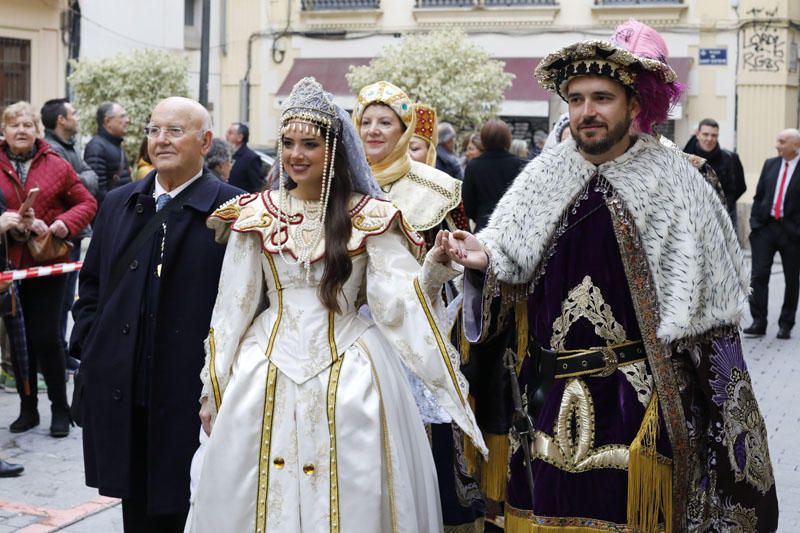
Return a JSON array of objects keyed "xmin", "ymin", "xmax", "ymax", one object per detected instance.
[{"xmin": 478, "ymin": 134, "xmax": 749, "ymax": 343}]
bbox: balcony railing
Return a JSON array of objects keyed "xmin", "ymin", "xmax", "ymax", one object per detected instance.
[
  {"xmin": 302, "ymin": 0, "xmax": 380, "ymax": 10},
  {"xmin": 483, "ymin": 0, "xmax": 556, "ymax": 5},
  {"xmin": 416, "ymin": 0, "xmax": 555, "ymax": 7},
  {"xmin": 596, "ymin": 0, "xmax": 682, "ymax": 4}
]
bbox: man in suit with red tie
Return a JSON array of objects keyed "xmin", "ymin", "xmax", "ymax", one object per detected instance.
[{"xmin": 745, "ymin": 128, "xmax": 800, "ymax": 339}]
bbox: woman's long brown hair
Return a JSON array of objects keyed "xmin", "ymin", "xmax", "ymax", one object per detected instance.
[{"xmin": 284, "ymin": 130, "xmax": 353, "ymax": 313}]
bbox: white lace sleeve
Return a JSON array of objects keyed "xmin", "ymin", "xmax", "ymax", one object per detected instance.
[
  {"xmin": 365, "ymin": 223, "xmax": 487, "ymax": 456},
  {"xmin": 199, "ymin": 229, "xmax": 265, "ymax": 420}
]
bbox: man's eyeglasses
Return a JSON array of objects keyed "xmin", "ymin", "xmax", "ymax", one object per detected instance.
[{"xmin": 144, "ymin": 126, "xmax": 200, "ymax": 139}]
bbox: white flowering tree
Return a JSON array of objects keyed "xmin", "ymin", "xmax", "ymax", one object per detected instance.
[
  {"xmin": 346, "ymin": 29, "xmax": 514, "ymax": 132},
  {"xmin": 68, "ymin": 48, "xmax": 190, "ymax": 158}
]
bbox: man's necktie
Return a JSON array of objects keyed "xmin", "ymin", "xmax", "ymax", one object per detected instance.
[
  {"xmin": 773, "ymin": 161, "xmax": 790, "ymax": 220},
  {"xmin": 156, "ymin": 193, "xmax": 172, "ymax": 212}
]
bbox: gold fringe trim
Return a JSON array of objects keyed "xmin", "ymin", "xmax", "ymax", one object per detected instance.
[
  {"xmin": 515, "ymin": 300, "xmax": 529, "ymax": 373},
  {"xmin": 460, "ymin": 326, "xmax": 471, "ymax": 365},
  {"xmin": 480, "ymin": 432, "xmax": 510, "ymax": 502},
  {"xmin": 464, "ymin": 396, "xmax": 479, "ymax": 476},
  {"xmin": 444, "ymin": 517, "xmax": 485, "ymax": 533},
  {"xmin": 627, "ymin": 392, "xmax": 672, "ymax": 533},
  {"xmin": 505, "ymin": 508, "xmax": 623, "ymax": 533}
]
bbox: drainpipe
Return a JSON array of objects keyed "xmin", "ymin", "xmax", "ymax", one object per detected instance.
[
  {"xmin": 63, "ymin": 0, "xmax": 81, "ymax": 99},
  {"xmin": 241, "ymin": 32, "xmax": 269, "ymax": 123}
]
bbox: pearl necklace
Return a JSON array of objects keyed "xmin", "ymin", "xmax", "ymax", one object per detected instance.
[
  {"xmin": 284, "ymin": 191, "xmax": 324, "ymax": 265},
  {"xmin": 275, "ymin": 121, "xmax": 337, "ymax": 281}
]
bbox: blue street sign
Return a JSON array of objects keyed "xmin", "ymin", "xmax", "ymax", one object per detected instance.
[{"xmin": 699, "ymin": 48, "xmax": 727, "ymax": 65}]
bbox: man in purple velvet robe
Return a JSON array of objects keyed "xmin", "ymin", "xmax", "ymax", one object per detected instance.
[{"xmin": 441, "ymin": 20, "xmax": 778, "ymax": 533}]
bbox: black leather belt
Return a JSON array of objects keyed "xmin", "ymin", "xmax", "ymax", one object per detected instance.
[{"xmin": 542, "ymin": 340, "xmax": 646, "ymax": 379}]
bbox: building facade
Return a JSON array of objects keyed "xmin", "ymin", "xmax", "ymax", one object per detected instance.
[
  {"xmin": 79, "ymin": 0, "xmax": 226, "ymax": 132},
  {"xmin": 219, "ymin": 0, "xmax": 800, "ymax": 208},
  {"xmin": 0, "ymin": 0, "xmax": 72, "ymax": 112}
]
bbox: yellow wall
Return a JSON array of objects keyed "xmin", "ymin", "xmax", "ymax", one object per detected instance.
[
  {"xmin": 0, "ymin": 0, "xmax": 67, "ymax": 110},
  {"xmin": 221, "ymin": 0, "xmax": 799, "ymax": 170},
  {"xmin": 735, "ymin": 0, "xmax": 800, "ymax": 199}
]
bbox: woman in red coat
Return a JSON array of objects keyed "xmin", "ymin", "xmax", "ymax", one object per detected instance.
[{"xmin": 0, "ymin": 101, "xmax": 97, "ymax": 437}]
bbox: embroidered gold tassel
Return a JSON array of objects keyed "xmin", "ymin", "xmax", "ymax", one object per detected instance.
[
  {"xmin": 481, "ymin": 432, "xmax": 510, "ymax": 501},
  {"xmin": 505, "ymin": 515, "xmax": 611, "ymax": 533},
  {"xmin": 464, "ymin": 396, "xmax": 479, "ymax": 475},
  {"xmin": 515, "ymin": 300, "xmax": 529, "ymax": 373},
  {"xmin": 460, "ymin": 326, "xmax": 470, "ymax": 365},
  {"xmin": 627, "ymin": 392, "xmax": 672, "ymax": 533}
]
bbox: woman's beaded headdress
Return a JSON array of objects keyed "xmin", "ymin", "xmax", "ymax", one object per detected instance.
[
  {"xmin": 275, "ymin": 77, "xmax": 341, "ymax": 275},
  {"xmin": 274, "ymin": 77, "xmax": 382, "ymax": 277},
  {"xmin": 352, "ymin": 81, "xmax": 417, "ymax": 187},
  {"xmin": 280, "ymin": 77, "xmax": 341, "ymax": 137}
]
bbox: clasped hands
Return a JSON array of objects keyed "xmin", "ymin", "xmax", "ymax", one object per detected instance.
[
  {"xmin": 430, "ymin": 229, "xmax": 488, "ymax": 272},
  {"xmin": 0, "ymin": 209, "xmax": 68, "ymax": 239},
  {"xmin": 32, "ymin": 218, "xmax": 69, "ymax": 238}
]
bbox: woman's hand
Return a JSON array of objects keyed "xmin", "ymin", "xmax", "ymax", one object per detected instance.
[
  {"xmin": 0, "ymin": 211, "xmax": 21, "ymax": 233},
  {"xmin": 441, "ymin": 230, "xmax": 489, "ymax": 272},
  {"xmin": 30, "ymin": 218, "xmax": 49, "ymax": 236},
  {"xmin": 430, "ymin": 230, "xmax": 451, "ymax": 264},
  {"xmin": 19, "ymin": 208, "xmax": 34, "ymax": 231},
  {"xmin": 199, "ymin": 397, "xmax": 213, "ymax": 436},
  {"xmin": 49, "ymin": 220, "xmax": 69, "ymax": 239}
]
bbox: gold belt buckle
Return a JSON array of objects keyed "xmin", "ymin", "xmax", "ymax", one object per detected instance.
[{"xmin": 594, "ymin": 346, "xmax": 619, "ymax": 378}]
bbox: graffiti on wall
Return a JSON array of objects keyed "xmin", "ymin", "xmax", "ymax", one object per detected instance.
[{"xmin": 742, "ymin": 7, "xmax": 785, "ymax": 73}]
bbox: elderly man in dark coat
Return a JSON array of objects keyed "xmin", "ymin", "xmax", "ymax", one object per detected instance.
[
  {"xmin": 70, "ymin": 97, "xmax": 242, "ymax": 532},
  {"xmin": 225, "ymin": 122, "xmax": 264, "ymax": 193},
  {"xmin": 84, "ymin": 101, "xmax": 132, "ymax": 204}
]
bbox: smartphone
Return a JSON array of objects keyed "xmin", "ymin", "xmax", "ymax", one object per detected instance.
[{"xmin": 18, "ymin": 187, "xmax": 39, "ymax": 214}]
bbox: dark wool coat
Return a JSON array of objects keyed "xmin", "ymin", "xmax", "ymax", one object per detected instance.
[
  {"xmin": 69, "ymin": 170, "xmax": 241, "ymax": 513},
  {"xmin": 750, "ymin": 155, "xmax": 800, "ymax": 239},
  {"xmin": 84, "ymin": 128, "xmax": 132, "ymax": 203},
  {"xmin": 228, "ymin": 144, "xmax": 264, "ymax": 193},
  {"xmin": 462, "ymin": 150, "xmax": 527, "ymax": 233},
  {"xmin": 0, "ymin": 138, "xmax": 97, "ymax": 267}
]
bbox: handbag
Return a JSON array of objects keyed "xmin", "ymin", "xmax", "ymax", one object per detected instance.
[{"xmin": 27, "ymin": 232, "xmax": 73, "ymax": 262}]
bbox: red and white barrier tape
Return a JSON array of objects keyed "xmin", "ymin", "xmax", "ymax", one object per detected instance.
[{"xmin": 0, "ymin": 261, "xmax": 82, "ymax": 282}]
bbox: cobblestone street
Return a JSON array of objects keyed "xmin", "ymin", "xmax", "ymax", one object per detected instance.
[{"xmin": 0, "ymin": 259, "xmax": 797, "ymax": 531}]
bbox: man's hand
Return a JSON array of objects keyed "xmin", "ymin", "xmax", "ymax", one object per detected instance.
[
  {"xmin": 0, "ymin": 212, "xmax": 21, "ymax": 233},
  {"xmin": 441, "ymin": 230, "xmax": 489, "ymax": 272},
  {"xmin": 49, "ymin": 220, "xmax": 69, "ymax": 239},
  {"xmin": 31, "ymin": 218, "xmax": 49, "ymax": 235},
  {"xmin": 199, "ymin": 397, "xmax": 213, "ymax": 436}
]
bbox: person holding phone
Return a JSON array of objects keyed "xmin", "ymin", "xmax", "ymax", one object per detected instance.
[{"xmin": 0, "ymin": 101, "xmax": 96, "ymax": 438}]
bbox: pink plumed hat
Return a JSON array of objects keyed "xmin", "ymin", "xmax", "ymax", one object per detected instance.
[{"xmin": 536, "ymin": 19, "xmax": 684, "ymax": 133}]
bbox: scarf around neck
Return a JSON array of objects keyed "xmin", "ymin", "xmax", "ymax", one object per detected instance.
[
  {"xmin": 5, "ymin": 143, "xmax": 38, "ymax": 186},
  {"xmin": 370, "ymin": 125, "xmax": 415, "ymax": 187}
]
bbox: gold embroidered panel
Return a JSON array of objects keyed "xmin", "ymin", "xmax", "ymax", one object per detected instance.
[{"xmin": 550, "ymin": 276, "xmax": 627, "ymax": 351}]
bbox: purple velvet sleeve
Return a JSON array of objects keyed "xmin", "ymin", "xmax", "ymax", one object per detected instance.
[{"xmin": 462, "ymin": 268, "xmax": 486, "ymax": 343}]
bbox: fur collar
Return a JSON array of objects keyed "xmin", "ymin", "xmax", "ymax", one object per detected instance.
[{"xmin": 479, "ymin": 134, "xmax": 749, "ymax": 342}]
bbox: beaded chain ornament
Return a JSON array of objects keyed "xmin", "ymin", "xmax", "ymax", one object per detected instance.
[{"xmin": 275, "ymin": 77, "xmax": 341, "ymax": 279}]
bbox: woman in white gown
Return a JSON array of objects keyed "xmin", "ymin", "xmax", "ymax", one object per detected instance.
[{"xmin": 185, "ymin": 78, "xmax": 486, "ymax": 533}]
